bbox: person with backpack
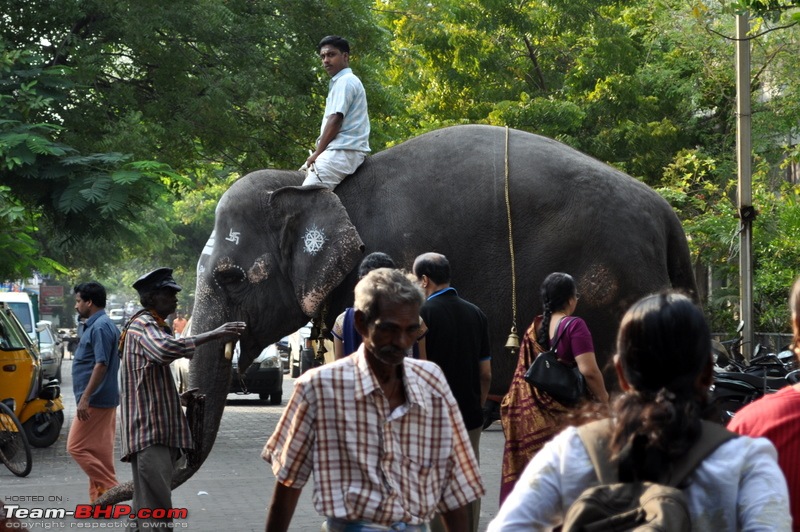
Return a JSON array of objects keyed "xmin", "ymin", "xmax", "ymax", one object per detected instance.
[{"xmin": 488, "ymin": 291, "xmax": 790, "ymax": 531}]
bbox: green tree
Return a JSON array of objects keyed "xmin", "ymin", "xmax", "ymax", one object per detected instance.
[
  {"xmin": 3, "ymin": 0, "xmax": 390, "ymax": 172},
  {"xmin": 2, "ymin": 0, "xmax": 392, "ymax": 281},
  {"xmin": 376, "ymin": 1, "xmax": 716, "ymax": 182},
  {"xmin": 0, "ymin": 42, "xmax": 181, "ymax": 277}
]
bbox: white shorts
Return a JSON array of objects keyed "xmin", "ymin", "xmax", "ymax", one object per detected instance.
[{"xmin": 302, "ymin": 149, "xmax": 367, "ymax": 189}]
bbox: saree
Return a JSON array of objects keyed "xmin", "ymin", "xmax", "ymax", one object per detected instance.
[{"xmin": 499, "ymin": 316, "xmax": 571, "ymax": 504}]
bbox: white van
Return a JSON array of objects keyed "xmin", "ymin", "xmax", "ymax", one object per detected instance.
[{"xmin": 0, "ymin": 292, "xmax": 37, "ymax": 342}]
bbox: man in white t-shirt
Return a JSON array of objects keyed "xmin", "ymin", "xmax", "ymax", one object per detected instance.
[{"xmin": 301, "ymin": 35, "xmax": 370, "ymax": 189}]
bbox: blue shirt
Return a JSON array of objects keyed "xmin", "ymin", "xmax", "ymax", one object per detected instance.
[
  {"xmin": 72, "ymin": 309, "xmax": 121, "ymax": 408},
  {"xmin": 319, "ymin": 68, "xmax": 370, "ymax": 152}
]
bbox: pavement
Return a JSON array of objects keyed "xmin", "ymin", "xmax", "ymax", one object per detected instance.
[{"xmin": 1, "ymin": 360, "xmax": 505, "ymax": 531}]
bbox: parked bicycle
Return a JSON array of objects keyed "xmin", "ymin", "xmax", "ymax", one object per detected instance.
[{"xmin": 0, "ymin": 400, "xmax": 32, "ymax": 477}]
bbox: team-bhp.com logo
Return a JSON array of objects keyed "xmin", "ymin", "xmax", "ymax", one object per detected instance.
[{"xmin": 4, "ymin": 504, "xmax": 188, "ymax": 527}]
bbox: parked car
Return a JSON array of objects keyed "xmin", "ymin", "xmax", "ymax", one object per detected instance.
[
  {"xmin": 108, "ymin": 308, "xmax": 126, "ymax": 329},
  {"xmin": 0, "ymin": 292, "xmax": 37, "ymax": 343},
  {"xmin": 290, "ymin": 322, "xmax": 332, "ymax": 377},
  {"xmin": 230, "ymin": 342, "xmax": 283, "ymax": 404},
  {"xmin": 36, "ymin": 321, "xmax": 63, "ymax": 382},
  {"xmin": 276, "ymin": 336, "xmax": 291, "ymax": 374},
  {"xmin": 290, "ymin": 323, "xmax": 314, "ymax": 378}
]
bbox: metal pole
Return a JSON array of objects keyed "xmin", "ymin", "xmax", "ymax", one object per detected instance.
[{"xmin": 736, "ymin": 14, "xmax": 754, "ymax": 361}]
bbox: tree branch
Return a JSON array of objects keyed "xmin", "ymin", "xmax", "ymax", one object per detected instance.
[{"xmin": 522, "ymin": 35, "xmax": 546, "ymax": 92}]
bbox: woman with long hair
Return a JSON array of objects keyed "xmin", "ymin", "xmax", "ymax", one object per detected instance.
[
  {"xmin": 499, "ymin": 272, "xmax": 607, "ymax": 502},
  {"xmin": 490, "ymin": 291, "xmax": 790, "ymax": 530}
]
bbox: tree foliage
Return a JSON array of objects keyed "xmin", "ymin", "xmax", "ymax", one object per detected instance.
[
  {"xmin": 0, "ymin": 41, "xmax": 182, "ymax": 276},
  {"xmin": 4, "ymin": 0, "xmax": 800, "ymax": 334},
  {"xmin": 1, "ymin": 0, "xmax": 388, "ymax": 280}
]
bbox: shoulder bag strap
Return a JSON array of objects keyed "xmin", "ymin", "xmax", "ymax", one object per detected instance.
[
  {"xmin": 577, "ymin": 419, "xmax": 737, "ymax": 486},
  {"xmin": 577, "ymin": 419, "xmax": 616, "ymax": 483},
  {"xmin": 664, "ymin": 421, "xmax": 738, "ymax": 487},
  {"xmin": 550, "ymin": 317, "xmax": 576, "ymax": 352},
  {"xmin": 117, "ymin": 308, "xmax": 150, "ymax": 355}
]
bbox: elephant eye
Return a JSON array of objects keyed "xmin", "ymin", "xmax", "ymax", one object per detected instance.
[{"xmin": 213, "ymin": 263, "xmax": 246, "ymax": 286}]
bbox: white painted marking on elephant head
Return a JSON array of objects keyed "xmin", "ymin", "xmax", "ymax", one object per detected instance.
[
  {"xmin": 201, "ymin": 231, "xmax": 216, "ymax": 256},
  {"xmin": 213, "ymin": 258, "xmax": 247, "ymax": 291},
  {"xmin": 225, "ymin": 228, "xmax": 241, "ymax": 245},
  {"xmin": 302, "ymin": 225, "xmax": 327, "ymax": 255}
]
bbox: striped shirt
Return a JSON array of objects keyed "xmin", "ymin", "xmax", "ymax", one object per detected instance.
[
  {"xmin": 319, "ymin": 67, "xmax": 370, "ymax": 152},
  {"xmin": 263, "ymin": 344, "xmax": 485, "ymax": 526},
  {"xmin": 119, "ymin": 312, "xmax": 195, "ymax": 462}
]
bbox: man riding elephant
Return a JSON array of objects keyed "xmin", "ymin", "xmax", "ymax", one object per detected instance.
[{"xmin": 301, "ymin": 35, "xmax": 370, "ymax": 189}]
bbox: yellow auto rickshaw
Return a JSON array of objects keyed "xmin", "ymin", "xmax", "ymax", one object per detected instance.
[{"xmin": 0, "ymin": 302, "xmax": 64, "ymax": 447}]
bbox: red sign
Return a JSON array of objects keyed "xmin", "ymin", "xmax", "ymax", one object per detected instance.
[{"xmin": 40, "ymin": 285, "xmax": 64, "ymax": 311}]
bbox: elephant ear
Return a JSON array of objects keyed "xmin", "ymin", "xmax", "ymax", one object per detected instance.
[{"xmin": 267, "ymin": 185, "xmax": 364, "ymax": 316}]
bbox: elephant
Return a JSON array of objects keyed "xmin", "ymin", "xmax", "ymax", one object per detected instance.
[{"xmin": 97, "ymin": 124, "xmax": 696, "ymax": 503}]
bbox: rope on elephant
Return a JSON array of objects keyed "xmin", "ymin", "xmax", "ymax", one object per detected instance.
[{"xmin": 504, "ymin": 126, "xmax": 520, "ymax": 353}]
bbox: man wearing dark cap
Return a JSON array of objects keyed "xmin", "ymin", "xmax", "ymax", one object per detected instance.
[{"xmin": 119, "ymin": 267, "xmax": 245, "ymax": 530}]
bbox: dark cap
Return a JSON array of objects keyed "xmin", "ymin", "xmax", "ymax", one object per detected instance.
[{"xmin": 132, "ymin": 267, "xmax": 182, "ymax": 295}]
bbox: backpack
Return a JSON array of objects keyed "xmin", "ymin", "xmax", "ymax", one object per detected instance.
[{"xmin": 562, "ymin": 419, "xmax": 736, "ymax": 531}]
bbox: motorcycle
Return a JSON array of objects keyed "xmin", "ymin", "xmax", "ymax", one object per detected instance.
[
  {"xmin": 0, "ymin": 303, "xmax": 64, "ymax": 447},
  {"xmin": 709, "ymin": 336, "xmax": 795, "ymax": 424}
]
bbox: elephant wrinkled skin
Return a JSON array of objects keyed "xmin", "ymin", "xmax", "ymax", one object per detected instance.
[{"xmin": 97, "ymin": 124, "xmax": 696, "ymax": 504}]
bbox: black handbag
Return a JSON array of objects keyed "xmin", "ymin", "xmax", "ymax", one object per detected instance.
[{"xmin": 524, "ymin": 317, "xmax": 586, "ymax": 405}]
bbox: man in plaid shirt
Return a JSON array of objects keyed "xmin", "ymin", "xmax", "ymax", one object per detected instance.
[{"xmin": 263, "ymin": 268, "xmax": 485, "ymax": 532}]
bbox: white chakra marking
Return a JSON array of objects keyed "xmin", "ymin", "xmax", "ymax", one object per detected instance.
[
  {"xmin": 225, "ymin": 229, "xmax": 240, "ymax": 245},
  {"xmin": 303, "ymin": 226, "xmax": 327, "ymax": 255}
]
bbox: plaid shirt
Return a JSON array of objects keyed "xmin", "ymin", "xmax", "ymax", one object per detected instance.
[
  {"xmin": 262, "ymin": 344, "xmax": 485, "ymax": 525},
  {"xmin": 119, "ymin": 311, "xmax": 196, "ymax": 462}
]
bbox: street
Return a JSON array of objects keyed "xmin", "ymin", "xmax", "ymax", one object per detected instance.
[{"xmin": 1, "ymin": 359, "xmax": 504, "ymax": 531}]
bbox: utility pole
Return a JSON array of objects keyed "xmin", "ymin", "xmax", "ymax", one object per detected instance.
[{"xmin": 736, "ymin": 14, "xmax": 755, "ymax": 361}]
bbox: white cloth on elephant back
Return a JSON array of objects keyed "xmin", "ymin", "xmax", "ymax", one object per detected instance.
[
  {"xmin": 262, "ymin": 344, "xmax": 484, "ymax": 526},
  {"xmin": 302, "ymin": 148, "xmax": 366, "ymax": 189}
]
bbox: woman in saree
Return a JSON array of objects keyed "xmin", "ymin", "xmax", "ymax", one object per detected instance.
[{"xmin": 499, "ymin": 272, "xmax": 608, "ymax": 503}]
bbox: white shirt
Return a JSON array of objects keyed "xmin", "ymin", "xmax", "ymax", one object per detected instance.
[
  {"xmin": 489, "ymin": 425, "xmax": 791, "ymax": 531},
  {"xmin": 319, "ymin": 68, "xmax": 370, "ymax": 152}
]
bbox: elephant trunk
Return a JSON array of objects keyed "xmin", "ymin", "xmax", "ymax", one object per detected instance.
[{"xmin": 175, "ymin": 338, "xmax": 232, "ymax": 481}]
